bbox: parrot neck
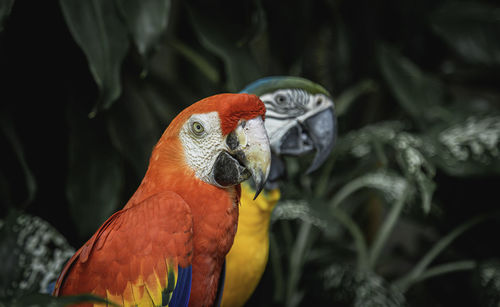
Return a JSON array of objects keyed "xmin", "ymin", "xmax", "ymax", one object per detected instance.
[{"xmin": 237, "ymin": 182, "xmax": 280, "ymax": 233}]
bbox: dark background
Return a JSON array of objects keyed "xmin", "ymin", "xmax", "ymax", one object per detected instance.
[{"xmin": 1, "ymin": 0, "xmax": 500, "ymax": 306}]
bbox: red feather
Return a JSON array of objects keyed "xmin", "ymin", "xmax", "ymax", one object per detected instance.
[{"xmin": 54, "ymin": 93, "xmax": 266, "ymax": 307}]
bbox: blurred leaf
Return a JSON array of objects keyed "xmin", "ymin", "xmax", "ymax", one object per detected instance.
[
  {"xmin": 59, "ymin": 0, "xmax": 130, "ymax": 113},
  {"xmin": 430, "ymin": 2, "xmax": 500, "ymax": 66},
  {"xmin": 377, "ymin": 45, "xmax": 451, "ymax": 126},
  {"xmin": 169, "ymin": 38, "xmax": 220, "ymax": 84},
  {"xmin": 335, "ymin": 79, "xmax": 378, "ymax": 117},
  {"xmin": 272, "ymin": 200, "xmax": 327, "ymax": 230},
  {"xmin": 472, "ymin": 260, "xmax": 500, "ymax": 307},
  {"xmin": 394, "ymin": 214, "xmax": 487, "ymax": 291},
  {"xmin": 186, "ymin": 3, "xmax": 261, "ymax": 91},
  {"xmin": 0, "ymin": 114, "xmax": 36, "ymax": 208},
  {"xmin": 429, "ymin": 116, "xmax": 500, "ymax": 176},
  {"xmin": 66, "ymin": 106, "xmax": 124, "ymax": 239},
  {"xmin": 335, "ymin": 121, "xmax": 405, "ymax": 158},
  {"xmin": 273, "ymin": 200, "xmax": 368, "ymax": 269},
  {"xmin": 0, "ymin": 0, "xmax": 14, "ymax": 31},
  {"xmin": 0, "ymin": 212, "xmax": 74, "ymax": 297},
  {"xmin": 324, "ymin": 264, "xmax": 406, "ymax": 307},
  {"xmin": 336, "ymin": 122, "xmax": 436, "ymax": 213},
  {"xmin": 412, "ymin": 260, "xmax": 476, "ymax": 285},
  {"xmin": 368, "ymin": 188, "xmax": 410, "ymax": 269},
  {"xmin": 330, "ymin": 170, "xmax": 409, "ymax": 208},
  {"xmin": 0, "ymin": 293, "xmax": 115, "ymax": 307},
  {"xmin": 107, "ymin": 77, "xmax": 160, "ymax": 177},
  {"xmin": 115, "ymin": 0, "xmax": 170, "ymax": 60},
  {"xmin": 393, "ymin": 133, "xmax": 436, "ymax": 213}
]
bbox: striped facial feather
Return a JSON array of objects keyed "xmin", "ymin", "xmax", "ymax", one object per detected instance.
[
  {"xmin": 259, "ymin": 89, "xmax": 333, "ymax": 150},
  {"xmin": 179, "ymin": 112, "xmax": 226, "ymax": 186}
]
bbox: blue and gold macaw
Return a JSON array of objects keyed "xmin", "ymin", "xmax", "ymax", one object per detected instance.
[{"xmin": 221, "ymin": 76, "xmax": 337, "ymax": 307}]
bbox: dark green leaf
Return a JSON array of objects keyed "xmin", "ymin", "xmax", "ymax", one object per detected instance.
[
  {"xmin": 0, "ymin": 293, "xmax": 116, "ymax": 307},
  {"xmin": 186, "ymin": 4, "xmax": 261, "ymax": 92},
  {"xmin": 169, "ymin": 38, "xmax": 220, "ymax": 84},
  {"xmin": 59, "ymin": 0, "xmax": 130, "ymax": 112},
  {"xmin": 0, "ymin": 0, "xmax": 14, "ymax": 31},
  {"xmin": 66, "ymin": 105, "xmax": 124, "ymax": 239},
  {"xmin": 115, "ymin": 0, "xmax": 171, "ymax": 59},
  {"xmin": 0, "ymin": 114, "xmax": 36, "ymax": 208},
  {"xmin": 377, "ymin": 45, "xmax": 451, "ymax": 126},
  {"xmin": 107, "ymin": 76, "xmax": 161, "ymax": 177},
  {"xmin": 431, "ymin": 2, "xmax": 500, "ymax": 66}
]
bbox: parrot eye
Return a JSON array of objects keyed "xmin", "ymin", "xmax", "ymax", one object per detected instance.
[
  {"xmin": 275, "ymin": 94, "xmax": 288, "ymax": 104},
  {"xmin": 191, "ymin": 121, "xmax": 205, "ymax": 135}
]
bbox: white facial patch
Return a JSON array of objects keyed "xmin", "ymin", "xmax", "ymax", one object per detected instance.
[
  {"xmin": 260, "ymin": 90, "xmax": 334, "ymax": 153},
  {"xmin": 179, "ymin": 112, "xmax": 226, "ymax": 184}
]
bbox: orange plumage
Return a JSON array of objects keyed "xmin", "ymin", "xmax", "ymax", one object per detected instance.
[{"xmin": 53, "ymin": 93, "xmax": 268, "ymax": 307}]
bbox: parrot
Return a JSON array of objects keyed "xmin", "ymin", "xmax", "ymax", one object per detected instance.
[
  {"xmin": 52, "ymin": 93, "xmax": 271, "ymax": 307},
  {"xmin": 221, "ymin": 76, "xmax": 337, "ymax": 307}
]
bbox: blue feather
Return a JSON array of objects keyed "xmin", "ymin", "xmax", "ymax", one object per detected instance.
[
  {"xmin": 214, "ymin": 260, "xmax": 226, "ymax": 307},
  {"xmin": 168, "ymin": 265, "xmax": 192, "ymax": 307}
]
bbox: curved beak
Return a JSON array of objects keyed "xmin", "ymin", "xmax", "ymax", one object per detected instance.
[
  {"xmin": 278, "ymin": 107, "xmax": 337, "ymax": 174},
  {"xmin": 218, "ymin": 116, "xmax": 271, "ymax": 199},
  {"xmin": 303, "ymin": 108, "xmax": 337, "ymax": 173}
]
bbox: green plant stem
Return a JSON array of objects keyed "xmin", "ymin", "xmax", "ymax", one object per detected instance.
[
  {"xmin": 335, "ymin": 79, "xmax": 377, "ymax": 117},
  {"xmin": 413, "ymin": 260, "xmax": 476, "ymax": 285},
  {"xmin": 393, "ymin": 214, "xmax": 487, "ymax": 291},
  {"xmin": 280, "ymin": 220, "xmax": 294, "ymax": 252},
  {"xmin": 330, "ymin": 177, "xmax": 369, "ymax": 208},
  {"xmin": 270, "ymin": 233, "xmax": 285, "ymax": 302},
  {"xmin": 314, "ymin": 154, "xmax": 337, "ymax": 198},
  {"xmin": 330, "ymin": 207, "xmax": 369, "ymax": 270},
  {"xmin": 368, "ymin": 188, "xmax": 409, "ymax": 269},
  {"xmin": 286, "ymin": 221, "xmax": 312, "ymax": 307}
]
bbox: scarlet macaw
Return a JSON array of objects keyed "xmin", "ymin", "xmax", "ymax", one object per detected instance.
[
  {"xmin": 53, "ymin": 93, "xmax": 271, "ymax": 307},
  {"xmin": 221, "ymin": 77, "xmax": 336, "ymax": 307}
]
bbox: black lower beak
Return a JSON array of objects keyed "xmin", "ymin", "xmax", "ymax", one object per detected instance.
[{"xmin": 213, "ymin": 151, "xmax": 250, "ymax": 187}]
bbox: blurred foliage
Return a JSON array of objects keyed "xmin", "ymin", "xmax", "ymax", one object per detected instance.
[{"xmin": 1, "ymin": 0, "xmax": 500, "ymax": 306}]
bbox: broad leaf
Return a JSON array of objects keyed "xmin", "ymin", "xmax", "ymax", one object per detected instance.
[
  {"xmin": 115, "ymin": 0, "xmax": 171, "ymax": 59},
  {"xmin": 377, "ymin": 45, "xmax": 451, "ymax": 127},
  {"xmin": 0, "ymin": 0, "xmax": 14, "ymax": 32},
  {"xmin": 0, "ymin": 113, "xmax": 36, "ymax": 208},
  {"xmin": 431, "ymin": 2, "xmax": 500, "ymax": 66},
  {"xmin": 186, "ymin": 3, "xmax": 261, "ymax": 92},
  {"xmin": 66, "ymin": 105, "xmax": 124, "ymax": 239},
  {"xmin": 59, "ymin": 0, "xmax": 130, "ymax": 112},
  {"xmin": 107, "ymin": 76, "xmax": 161, "ymax": 177}
]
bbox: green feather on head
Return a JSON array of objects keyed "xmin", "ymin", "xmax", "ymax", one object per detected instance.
[{"xmin": 240, "ymin": 76, "xmax": 331, "ymax": 97}]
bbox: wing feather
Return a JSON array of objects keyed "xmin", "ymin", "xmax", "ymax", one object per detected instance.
[{"xmin": 54, "ymin": 191, "xmax": 193, "ymax": 307}]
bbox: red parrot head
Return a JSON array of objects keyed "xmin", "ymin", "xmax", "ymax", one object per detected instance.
[{"xmin": 156, "ymin": 93, "xmax": 271, "ymax": 198}]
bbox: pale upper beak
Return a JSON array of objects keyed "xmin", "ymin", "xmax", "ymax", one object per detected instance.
[{"xmin": 212, "ymin": 116, "xmax": 271, "ymax": 199}]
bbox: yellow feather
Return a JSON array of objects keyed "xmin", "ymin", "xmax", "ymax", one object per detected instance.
[{"xmin": 222, "ymin": 182, "xmax": 280, "ymax": 307}]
